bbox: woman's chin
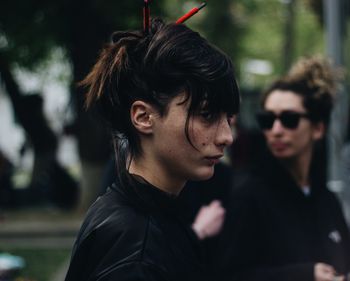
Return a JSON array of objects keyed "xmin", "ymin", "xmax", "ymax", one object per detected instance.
[
  {"xmin": 190, "ymin": 167, "xmax": 215, "ymax": 181},
  {"xmin": 271, "ymin": 150, "xmax": 294, "ymax": 160}
]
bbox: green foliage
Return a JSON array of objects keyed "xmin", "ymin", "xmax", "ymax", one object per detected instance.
[
  {"xmin": 238, "ymin": 0, "xmax": 284, "ymax": 61},
  {"xmin": 236, "ymin": 0, "xmax": 324, "ymax": 88},
  {"xmin": 0, "ymin": 0, "xmax": 164, "ymax": 70},
  {"xmin": 162, "ymin": 0, "xmax": 323, "ymax": 88},
  {"xmin": 200, "ymin": 0, "xmax": 238, "ymax": 58},
  {"xmin": 0, "ymin": 248, "xmax": 70, "ymax": 281},
  {"xmin": 0, "ymin": 0, "xmax": 325, "ymax": 81},
  {"xmin": 294, "ymin": 3, "xmax": 324, "ymax": 58},
  {"xmin": 163, "ymin": 0, "xmax": 248, "ymax": 64},
  {"xmin": 0, "ymin": 0, "xmax": 56, "ymax": 68}
]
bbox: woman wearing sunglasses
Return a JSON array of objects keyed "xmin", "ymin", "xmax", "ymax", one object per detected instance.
[{"xmin": 222, "ymin": 56, "xmax": 350, "ymax": 281}]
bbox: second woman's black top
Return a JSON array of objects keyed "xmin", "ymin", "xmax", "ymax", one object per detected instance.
[
  {"xmin": 65, "ymin": 173, "xmax": 206, "ymax": 281},
  {"xmin": 221, "ymin": 152, "xmax": 350, "ymax": 281}
]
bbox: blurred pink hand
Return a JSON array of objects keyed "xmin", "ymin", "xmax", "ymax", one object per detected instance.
[
  {"xmin": 192, "ymin": 200, "xmax": 226, "ymax": 240},
  {"xmin": 314, "ymin": 263, "xmax": 344, "ymax": 281}
]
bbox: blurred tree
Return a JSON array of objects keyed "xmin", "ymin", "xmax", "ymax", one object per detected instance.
[
  {"xmin": 0, "ymin": 0, "xmax": 163, "ymax": 210},
  {"xmin": 200, "ymin": 0, "xmax": 239, "ymax": 61},
  {"xmin": 306, "ymin": 0, "xmax": 323, "ymax": 24},
  {"xmin": 0, "ymin": 53, "xmax": 78, "ymax": 208},
  {"xmin": 0, "ymin": 0, "xmax": 328, "ymax": 209},
  {"xmin": 166, "ymin": 0, "xmax": 257, "ymax": 76},
  {"xmin": 235, "ymin": 0, "xmax": 324, "ymax": 88}
]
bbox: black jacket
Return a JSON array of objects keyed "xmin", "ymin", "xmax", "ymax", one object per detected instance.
[
  {"xmin": 221, "ymin": 153, "xmax": 350, "ymax": 281},
  {"xmin": 179, "ymin": 162, "xmax": 234, "ymax": 280},
  {"xmin": 65, "ymin": 174, "xmax": 206, "ymax": 281}
]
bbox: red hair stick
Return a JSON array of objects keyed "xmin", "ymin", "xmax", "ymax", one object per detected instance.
[
  {"xmin": 143, "ymin": 0, "xmax": 151, "ymax": 34},
  {"xmin": 176, "ymin": 2, "xmax": 207, "ymax": 24}
]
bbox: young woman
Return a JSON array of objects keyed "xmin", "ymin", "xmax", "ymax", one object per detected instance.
[
  {"xmin": 64, "ymin": 18, "xmax": 240, "ymax": 281},
  {"xmin": 223, "ymin": 57, "xmax": 350, "ymax": 281}
]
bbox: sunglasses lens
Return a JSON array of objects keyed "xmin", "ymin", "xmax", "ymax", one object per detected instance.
[
  {"xmin": 256, "ymin": 111, "xmax": 306, "ymax": 130},
  {"xmin": 256, "ymin": 112, "xmax": 275, "ymax": 130},
  {"xmin": 279, "ymin": 112, "xmax": 300, "ymax": 129}
]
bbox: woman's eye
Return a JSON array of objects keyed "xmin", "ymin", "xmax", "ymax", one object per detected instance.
[
  {"xmin": 227, "ymin": 114, "xmax": 235, "ymax": 126},
  {"xmin": 200, "ymin": 111, "xmax": 216, "ymax": 121}
]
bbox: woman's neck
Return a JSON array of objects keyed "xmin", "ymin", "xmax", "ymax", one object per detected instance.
[
  {"xmin": 128, "ymin": 156, "xmax": 185, "ymax": 196},
  {"xmin": 280, "ymin": 149, "xmax": 313, "ymax": 188}
]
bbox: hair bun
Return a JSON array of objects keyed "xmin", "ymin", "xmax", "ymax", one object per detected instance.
[{"xmin": 287, "ymin": 55, "xmax": 344, "ymax": 98}]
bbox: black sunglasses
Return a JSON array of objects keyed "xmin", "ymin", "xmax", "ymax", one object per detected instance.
[{"xmin": 256, "ymin": 111, "xmax": 310, "ymax": 130}]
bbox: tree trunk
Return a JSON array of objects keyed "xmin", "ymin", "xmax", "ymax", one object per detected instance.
[
  {"xmin": 0, "ymin": 53, "xmax": 78, "ymax": 208},
  {"xmin": 64, "ymin": 1, "xmax": 113, "ymax": 211}
]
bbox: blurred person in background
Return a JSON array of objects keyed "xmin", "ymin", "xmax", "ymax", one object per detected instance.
[
  {"xmin": 64, "ymin": 15, "xmax": 240, "ymax": 281},
  {"xmin": 221, "ymin": 56, "xmax": 350, "ymax": 281}
]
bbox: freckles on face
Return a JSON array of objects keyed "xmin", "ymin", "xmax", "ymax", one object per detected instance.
[
  {"xmin": 198, "ymin": 130, "xmax": 210, "ymax": 147},
  {"xmin": 167, "ymin": 147, "xmax": 174, "ymax": 153},
  {"xmin": 191, "ymin": 113, "xmax": 233, "ymax": 151},
  {"xmin": 190, "ymin": 121, "xmax": 211, "ymax": 149}
]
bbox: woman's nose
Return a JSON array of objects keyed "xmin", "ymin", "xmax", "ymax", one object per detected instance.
[
  {"xmin": 270, "ymin": 119, "xmax": 284, "ymax": 134},
  {"xmin": 215, "ymin": 116, "xmax": 234, "ymax": 147}
]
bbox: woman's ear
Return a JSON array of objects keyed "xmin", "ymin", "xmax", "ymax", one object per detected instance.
[
  {"xmin": 312, "ymin": 121, "xmax": 325, "ymax": 141},
  {"xmin": 130, "ymin": 101, "xmax": 155, "ymax": 135}
]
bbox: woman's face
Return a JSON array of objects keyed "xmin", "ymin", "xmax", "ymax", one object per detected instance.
[
  {"xmin": 149, "ymin": 93, "xmax": 234, "ymax": 189},
  {"xmin": 262, "ymin": 90, "xmax": 324, "ymax": 161}
]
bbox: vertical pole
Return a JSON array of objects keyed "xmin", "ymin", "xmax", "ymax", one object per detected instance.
[
  {"xmin": 282, "ymin": 0, "xmax": 296, "ymax": 73},
  {"xmin": 324, "ymin": 0, "xmax": 349, "ymax": 197}
]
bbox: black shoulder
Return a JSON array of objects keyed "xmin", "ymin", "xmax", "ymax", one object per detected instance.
[
  {"xmin": 94, "ymin": 260, "xmax": 170, "ymax": 281},
  {"xmin": 78, "ymin": 188, "xmax": 149, "ymax": 242},
  {"xmin": 67, "ymin": 189, "xmax": 152, "ymax": 280}
]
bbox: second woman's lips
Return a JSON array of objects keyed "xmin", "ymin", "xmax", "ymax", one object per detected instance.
[{"xmin": 271, "ymin": 142, "xmax": 288, "ymax": 150}]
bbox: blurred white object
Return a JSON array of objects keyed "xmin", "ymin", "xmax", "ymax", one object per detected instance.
[{"xmin": 0, "ymin": 253, "xmax": 25, "ymax": 279}]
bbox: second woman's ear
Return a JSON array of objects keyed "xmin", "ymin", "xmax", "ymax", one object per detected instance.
[
  {"xmin": 130, "ymin": 101, "xmax": 155, "ymax": 135},
  {"xmin": 312, "ymin": 121, "xmax": 325, "ymax": 141}
]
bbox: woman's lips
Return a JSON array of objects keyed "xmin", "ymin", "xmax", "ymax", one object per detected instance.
[
  {"xmin": 205, "ymin": 156, "xmax": 222, "ymax": 165},
  {"xmin": 270, "ymin": 142, "xmax": 288, "ymax": 150}
]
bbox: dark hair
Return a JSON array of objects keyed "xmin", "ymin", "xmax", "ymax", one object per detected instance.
[
  {"xmin": 80, "ymin": 18, "xmax": 240, "ymax": 177},
  {"xmin": 261, "ymin": 56, "xmax": 341, "ymax": 127}
]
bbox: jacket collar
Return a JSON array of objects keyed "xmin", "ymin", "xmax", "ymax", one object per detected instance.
[
  {"xmin": 255, "ymin": 149, "xmax": 326, "ymax": 199},
  {"xmin": 112, "ymin": 172, "xmax": 181, "ymax": 217}
]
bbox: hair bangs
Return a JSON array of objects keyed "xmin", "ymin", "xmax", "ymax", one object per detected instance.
[
  {"xmin": 188, "ymin": 71, "xmax": 240, "ymax": 116},
  {"xmin": 209, "ymin": 72, "xmax": 240, "ymax": 115}
]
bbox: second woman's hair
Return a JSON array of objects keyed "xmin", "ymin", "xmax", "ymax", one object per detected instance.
[{"xmin": 261, "ymin": 56, "xmax": 341, "ymax": 127}]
